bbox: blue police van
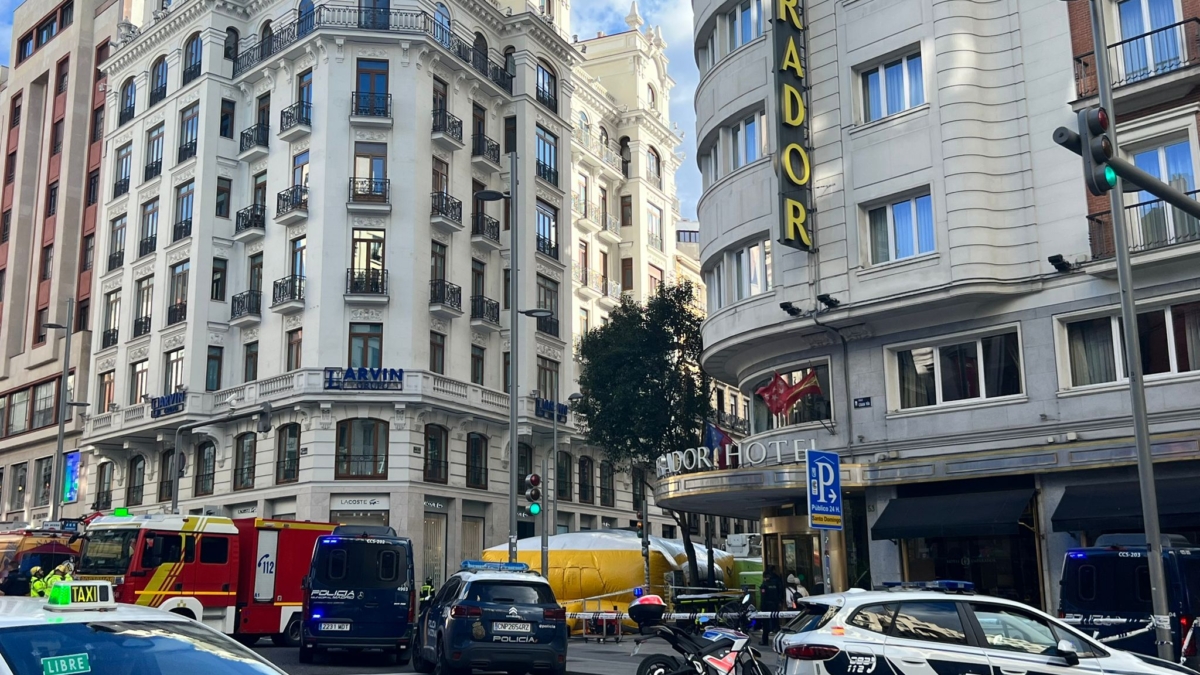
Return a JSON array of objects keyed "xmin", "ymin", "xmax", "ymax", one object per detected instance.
[
  {"xmin": 414, "ymin": 561, "xmax": 568, "ymax": 675},
  {"xmin": 1059, "ymin": 534, "xmax": 1200, "ymax": 669},
  {"xmin": 299, "ymin": 525, "xmax": 415, "ymax": 664}
]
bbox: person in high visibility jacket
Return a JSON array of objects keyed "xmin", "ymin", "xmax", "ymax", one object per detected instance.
[
  {"xmin": 421, "ymin": 577, "xmax": 434, "ymax": 604},
  {"xmin": 28, "ymin": 567, "xmax": 47, "ymax": 598},
  {"xmin": 44, "ymin": 563, "xmax": 72, "ymax": 588}
]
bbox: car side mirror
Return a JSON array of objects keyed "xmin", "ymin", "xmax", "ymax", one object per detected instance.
[{"xmin": 1057, "ymin": 639, "xmax": 1080, "ymax": 666}]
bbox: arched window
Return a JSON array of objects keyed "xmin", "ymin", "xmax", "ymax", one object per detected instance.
[
  {"xmin": 647, "ymin": 147, "xmax": 662, "ymax": 188},
  {"xmin": 234, "ymin": 433, "xmax": 256, "ymax": 490},
  {"xmin": 467, "ymin": 433, "xmax": 488, "ymax": 489},
  {"xmin": 150, "ymin": 57, "xmax": 168, "ymax": 102},
  {"xmin": 599, "ymin": 460, "xmax": 614, "ymax": 507},
  {"xmin": 473, "ymin": 32, "xmax": 488, "ymax": 59},
  {"xmin": 158, "ymin": 449, "xmax": 177, "ymax": 502},
  {"xmin": 536, "ymin": 61, "xmax": 558, "ymax": 111},
  {"xmin": 194, "ymin": 441, "xmax": 215, "ymax": 496},
  {"xmin": 424, "ymin": 424, "xmax": 448, "ymax": 483},
  {"xmin": 434, "ymin": 4, "xmax": 452, "ymax": 47},
  {"xmin": 578, "ymin": 456, "xmax": 594, "ymax": 503},
  {"xmin": 223, "ymin": 27, "xmax": 240, "ymax": 60},
  {"xmin": 127, "ymin": 456, "xmax": 145, "ymax": 506},
  {"xmin": 619, "ymin": 136, "xmax": 631, "ymax": 178},
  {"xmin": 578, "ymin": 111, "xmax": 590, "ymax": 137},
  {"xmin": 599, "ymin": 127, "xmax": 609, "ymax": 147},
  {"xmin": 504, "ymin": 46, "xmax": 516, "ymax": 75},
  {"xmin": 277, "ymin": 423, "xmax": 301, "ymax": 483},
  {"xmin": 646, "ymin": 84, "xmax": 656, "ymax": 110},
  {"xmin": 298, "ymin": 0, "xmax": 316, "ymax": 36},
  {"xmin": 518, "ymin": 442, "xmax": 533, "ymax": 478},
  {"xmin": 119, "ymin": 78, "xmax": 136, "ymax": 118},
  {"xmin": 336, "ymin": 419, "xmax": 387, "ymax": 480},
  {"xmin": 182, "ymin": 33, "xmax": 202, "ymax": 83},
  {"xmin": 95, "ymin": 462, "xmax": 114, "ymax": 510},
  {"xmin": 555, "ymin": 450, "xmax": 572, "ymax": 502},
  {"xmin": 260, "ymin": 21, "xmax": 275, "ymax": 58}
]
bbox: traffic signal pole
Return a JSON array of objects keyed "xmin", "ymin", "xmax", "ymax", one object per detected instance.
[{"xmin": 1084, "ymin": 0, "xmax": 1173, "ymax": 658}]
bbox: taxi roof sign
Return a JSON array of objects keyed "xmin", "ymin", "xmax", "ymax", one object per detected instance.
[{"xmin": 44, "ymin": 581, "xmax": 117, "ymax": 611}]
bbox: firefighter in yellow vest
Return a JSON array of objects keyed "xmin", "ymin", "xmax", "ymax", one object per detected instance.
[
  {"xmin": 44, "ymin": 563, "xmax": 72, "ymax": 588},
  {"xmin": 28, "ymin": 567, "xmax": 47, "ymax": 598}
]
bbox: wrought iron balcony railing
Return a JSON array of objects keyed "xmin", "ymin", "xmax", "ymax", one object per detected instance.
[
  {"xmin": 231, "ymin": 290, "xmax": 262, "ymax": 319},
  {"xmin": 472, "ymin": 133, "xmax": 500, "ymax": 163},
  {"xmin": 430, "ymin": 279, "xmax": 462, "ymax": 310},
  {"xmin": 280, "ymin": 101, "xmax": 312, "ymax": 131},
  {"xmin": 432, "ymin": 108, "xmax": 463, "ymax": 142},
  {"xmin": 273, "ymin": 275, "xmax": 305, "ymax": 305},
  {"xmin": 239, "ymin": 123, "xmax": 270, "ymax": 153},
  {"xmin": 236, "ymin": 203, "xmax": 266, "ymax": 233},
  {"xmin": 349, "ymin": 177, "xmax": 390, "ymax": 203},
  {"xmin": 470, "ymin": 295, "xmax": 499, "ymax": 323},
  {"xmin": 431, "ymin": 191, "xmax": 462, "ymax": 223},
  {"xmin": 352, "ymin": 91, "xmax": 392, "ymax": 117},
  {"xmin": 1086, "ymin": 188, "xmax": 1200, "ymax": 260},
  {"xmin": 471, "ymin": 212, "xmax": 500, "ymax": 242},
  {"xmin": 278, "ymin": 186, "xmax": 309, "ymax": 215},
  {"xmin": 347, "ymin": 268, "xmax": 388, "ymax": 295}
]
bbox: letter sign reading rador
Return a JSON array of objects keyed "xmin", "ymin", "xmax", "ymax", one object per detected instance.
[
  {"xmin": 806, "ymin": 449, "xmax": 842, "ymax": 530},
  {"xmin": 775, "ymin": 0, "xmax": 814, "ymax": 252}
]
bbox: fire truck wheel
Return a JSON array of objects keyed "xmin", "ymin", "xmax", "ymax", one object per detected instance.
[{"xmin": 271, "ymin": 619, "xmax": 302, "ymax": 648}]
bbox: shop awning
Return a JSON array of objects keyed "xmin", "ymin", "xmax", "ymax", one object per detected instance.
[
  {"xmin": 871, "ymin": 489, "xmax": 1035, "ymax": 540},
  {"xmin": 1051, "ymin": 478, "xmax": 1200, "ymax": 532}
]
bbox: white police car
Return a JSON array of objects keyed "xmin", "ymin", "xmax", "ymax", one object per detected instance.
[
  {"xmin": 0, "ymin": 580, "xmax": 286, "ymax": 675},
  {"xmin": 775, "ymin": 581, "xmax": 1197, "ymax": 675}
]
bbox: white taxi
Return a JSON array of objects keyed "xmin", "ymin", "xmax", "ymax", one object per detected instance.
[
  {"xmin": 775, "ymin": 581, "xmax": 1197, "ymax": 675},
  {"xmin": 0, "ymin": 581, "xmax": 285, "ymax": 675}
]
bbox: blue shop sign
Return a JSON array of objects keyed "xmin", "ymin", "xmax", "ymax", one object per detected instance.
[
  {"xmin": 534, "ymin": 398, "xmax": 568, "ymax": 423},
  {"xmin": 324, "ymin": 367, "xmax": 405, "ymax": 391},
  {"xmin": 150, "ymin": 392, "xmax": 187, "ymax": 418}
]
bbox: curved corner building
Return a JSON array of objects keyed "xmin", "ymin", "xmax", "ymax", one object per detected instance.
[{"xmin": 667, "ymin": 0, "xmax": 1200, "ymax": 609}]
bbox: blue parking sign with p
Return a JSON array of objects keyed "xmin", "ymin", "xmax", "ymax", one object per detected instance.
[{"xmin": 806, "ymin": 449, "xmax": 843, "ymax": 530}]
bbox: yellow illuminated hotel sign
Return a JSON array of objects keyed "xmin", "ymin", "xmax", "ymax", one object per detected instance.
[{"xmin": 775, "ymin": 0, "xmax": 813, "ymax": 251}]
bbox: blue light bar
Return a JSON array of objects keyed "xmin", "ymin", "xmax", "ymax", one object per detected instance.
[
  {"xmin": 1068, "ymin": 551, "xmax": 1087, "ymax": 559},
  {"xmin": 882, "ymin": 580, "xmax": 975, "ymax": 592},
  {"xmin": 460, "ymin": 560, "xmax": 530, "ymax": 572},
  {"xmin": 633, "ymin": 587, "xmax": 645, "ymax": 598},
  {"xmin": 321, "ymin": 537, "xmax": 339, "ymax": 544}
]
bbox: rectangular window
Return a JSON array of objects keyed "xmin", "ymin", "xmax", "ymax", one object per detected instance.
[
  {"xmin": 579, "ymin": 308, "xmax": 590, "ymax": 335},
  {"xmin": 34, "ymin": 308, "xmax": 48, "ymax": 344},
  {"xmin": 175, "ymin": 181, "xmax": 195, "ymax": 234},
  {"xmin": 81, "ymin": 235, "xmax": 95, "ymax": 271},
  {"xmin": 87, "ymin": 170, "xmax": 99, "ymax": 205},
  {"xmin": 179, "ymin": 103, "xmax": 200, "ymax": 147},
  {"xmin": 34, "ymin": 457, "xmax": 52, "ymax": 507},
  {"xmin": 537, "ymin": 357, "xmax": 560, "ymax": 401},
  {"xmin": 727, "ymin": 0, "xmax": 765, "ymax": 52},
  {"xmin": 349, "ymin": 322, "xmax": 383, "ymax": 369},
  {"xmin": 894, "ymin": 330, "xmax": 1023, "ymax": 409},
  {"xmin": 115, "ymin": 143, "xmax": 132, "ymax": 182},
  {"xmin": 536, "ymin": 200, "xmax": 558, "ymax": 255},
  {"xmin": 56, "ymin": 60, "xmax": 69, "ymax": 94},
  {"xmin": 431, "ymin": 241, "xmax": 447, "ymax": 281},
  {"xmin": 97, "ymin": 371, "xmax": 115, "ymax": 411},
  {"xmin": 869, "ymin": 194, "xmax": 935, "ymax": 264},
  {"xmin": 648, "ymin": 205, "xmax": 663, "ymax": 250},
  {"xmin": 621, "ymin": 258, "xmax": 634, "ymax": 291},
  {"xmin": 503, "ymin": 268, "xmax": 511, "ymax": 309},
  {"xmin": 1064, "ymin": 301, "xmax": 1200, "ymax": 386},
  {"xmin": 471, "ymin": 345, "xmax": 485, "ymax": 385},
  {"xmin": 61, "ymin": 2, "xmax": 74, "ymax": 27},
  {"xmin": 75, "ymin": 300, "xmax": 89, "ymax": 332},
  {"xmin": 103, "ymin": 290, "xmax": 120, "ymax": 332},
  {"xmin": 0, "ymin": 270, "xmax": 5, "ymax": 298},
  {"xmin": 536, "ymin": 126, "xmax": 558, "ymax": 180},
  {"xmin": 110, "ymin": 215, "xmax": 127, "ymax": 260},
  {"xmin": 32, "ymin": 381, "xmax": 55, "ymax": 428},
  {"xmin": 215, "ymin": 177, "xmax": 232, "ymax": 218},
  {"xmin": 134, "ymin": 276, "xmax": 153, "ymax": 328},
  {"xmin": 219, "ymin": 99, "xmax": 235, "ymax": 138},
  {"xmin": 286, "ymin": 328, "xmax": 303, "ymax": 370},
  {"xmin": 40, "ymin": 245, "xmax": 54, "ymax": 280},
  {"xmin": 863, "ymin": 52, "xmax": 924, "ymax": 123},
  {"xmin": 211, "ymin": 258, "xmax": 227, "ymax": 301},
  {"xmin": 8, "ymin": 391, "xmax": 29, "ymax": 435},
  {"xmin": 206, "ymin": 346, "xmax": 223, "ymax": 391},
  {"xmin": 164, "ymin": 348, "xmax": 186, "ymax": 395},
  {"xmin": 147, "ymin": 124, "xmax": 164, "ymax": 166},
  {"xmin": 536, "ymin": 275, "xmax": 559, "ymax": 316},
  {"xmin": 140, "ymin": 199, "xmax": 159, "ymax": 247},
  {"xmin": 244, "ymin": 342, "xmax": 259, "ymax": 382},
  {"xmin": 732, "ymin": 238, "xmax": 772, "ymax": 300},
  {"xmin": 503, "ymin": 351, "xmax": 511, "ymax": 393},
  {"xmin": 730, "ymin": 112, "xmax": 767, "ymax": 169},
  {"xmin": 129, "ymin": 360, "xmax": 148, "ymax": 404},
  {"xmin": 621, "ymin": 195, "xmax": 632, "ymax": 227},
  {"xmin": 504, "ymin": 116, "xmax": 517, "ymax": 154},
  {"xmin": 51, "ymin": 120, "xmax": 63, "ymax": 154},
  {"xmin": 0, "ymin": 210, "xmax": 8, "ymax": 242},
  {"xmin": 18, "ymin": 36, "xmax": 33, "ymax": 63},
  {"xmin": 169, "ymin": 261, "xmax": 189, "ymax": 309},
  {"xmin": 10, "ymin": 96, "xmax": 20, "ymax": 127},
  {"xmin": 649, "ymin": 265, "xmax": 663, "ymax": 293},
  {"xmin": 91, "ymin": 106, "xmax": 104, "ymax": 143},
  {"xmin": 430, "ymin": 332, "xmax": 446, "ymax": 374},
  {"xmin": 45, "ymin": 182, "xmax": 58, "ymax": 217}
]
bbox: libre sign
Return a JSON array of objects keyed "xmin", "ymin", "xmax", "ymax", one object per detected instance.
[
  {"xmin": 775, "ymin": 0, "xmax": 814, "ymax": 251},
  {"xmin": 806, "ymin": 449, "xmax": 842, "ymax": 530}
]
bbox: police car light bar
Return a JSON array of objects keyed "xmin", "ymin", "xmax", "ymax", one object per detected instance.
[
  {"xmin": 44, "ymin": 582, "xmax": 118, "ymax": 612},
  {"xmin": 460, "ymin": 560, "xmax": 530, "ymax": 572},
  {"xmin": 881, "ymin": 580, "xmax": 975, "ymax": 593}
]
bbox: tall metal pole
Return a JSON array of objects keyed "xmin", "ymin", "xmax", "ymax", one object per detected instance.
[
  {"xmin": 540, "ymin": 455, "xmax": 549, "ymax": 576},
  {"xmin": 508, "ymin": 150, "xmax": 521, "ymax": 563},
  {"xmin": 48, "ymin": 298, "xmax": 74, "ymax": 522},
  {"xmin": 551, "ymin": 397, "xmax": 558, "ymax": 540},
  {"xmin": 1088, "ymin": 0, "xmax": 1173, "ymax": 659}
]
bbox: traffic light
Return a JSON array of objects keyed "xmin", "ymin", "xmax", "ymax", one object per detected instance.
[
  {"xmin": 524, "ymin": 474, "xmax": 542, "ymax": 516},
  {"xmin": 1079, "ymin": 106, "xmax": 1117, "ymax": 196},
  {"xmin": 634, "ymin": 511, "xmax": 644, "ymax": 538}
]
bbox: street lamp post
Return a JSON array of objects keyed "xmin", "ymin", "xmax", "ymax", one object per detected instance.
[{"xmin": 45, "ymin": 299, "xmax": 89, "ymax": 522}]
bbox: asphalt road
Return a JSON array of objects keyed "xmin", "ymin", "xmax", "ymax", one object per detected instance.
[{"xmin": 252, "ymin": 635, "xmax": 781, "ymax": 675}]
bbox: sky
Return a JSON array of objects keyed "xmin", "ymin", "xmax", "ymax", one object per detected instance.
[
  {"xmin": 0, "ymin": 0, "xmax": 700, "ymax": 216},
  {"xmin": 572, "ymin": 0, "xmax": 700, "ymax": 220}
]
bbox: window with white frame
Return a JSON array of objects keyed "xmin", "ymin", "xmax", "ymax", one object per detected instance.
[
  {"xmin": 868, "ymin": 193, "xmax": 935, "ymax": 264},
  {"xmin": 892, "ymin": 329, "xmax": 1023, "ymax": 410},
  {"xmin": 862, "ymin": 52, "xmax": 924, "ymax": 123},
  {"xmin": 1129, "ymin": 138, "xmax": 1198, "ymax": 250},
  {"xmin": 727, "ymin": 0, "xmax": 765, "ymax": 53},
  {"xmin": 1063, "ymin": 300, "xmax": 1200, "ymax": 387},
  {"xmin": 730, "ymin": 112, "xmax": 767, "ymax": 170},
  {"xmin": 729, "ymin": 238, "xmax": 772, "ymax": 302},
  {"xmin": 700, "ymin": 142, "xmax": 721, "ymax": 189},
  {"xmin": 706, "ymin": 261, "xmax": 725, "ymax": 311},
  {"xmin": 699, "ymin": 31, "xmax": 717, "ymax": 73}
]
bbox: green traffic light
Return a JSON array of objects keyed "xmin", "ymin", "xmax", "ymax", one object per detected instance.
[
  {"xmin": 1104, "ymin": 166, "xmax": 1117, "ymax": 186},
  {"xmin": 528, "ymin": 503, "xmax": 541, "ymax": 516}
]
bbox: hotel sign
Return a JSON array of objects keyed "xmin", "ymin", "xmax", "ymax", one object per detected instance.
[
  {"xmin": 150, "ymin": 392, "xmax": 186, "ymax": 418},
  {"xmin": 775, "ymin": 0, "xmax": 814, "ymax": 251},
  {"xmin": 323, "ymin": 367, "xmax": 404, "ymax": 391},
  {"xmin": 656, "ymin": 438, "xmax": 817, "ymax": 478}
]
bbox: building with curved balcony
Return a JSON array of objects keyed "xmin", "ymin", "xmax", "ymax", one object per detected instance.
[{"xmin": 675, "ymin": 0, "xmax": 1200, "ymax": 609}]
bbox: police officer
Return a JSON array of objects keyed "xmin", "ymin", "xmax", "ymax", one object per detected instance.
[
  {"xmin": 421, "ymin": 577, "xmax": 435, "ymax": 604},
  {"xmin": 28, "ymin": 567, "xmax": 47, "ymax": 598},
  {"xmin": 759, "ymin": 566, "xmax": 784, "ymax": 645}
]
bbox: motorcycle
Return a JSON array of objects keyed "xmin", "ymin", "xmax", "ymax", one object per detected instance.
[{"xmin": 630, "ymin": 594, "xmax": 771, "ymax": 675}]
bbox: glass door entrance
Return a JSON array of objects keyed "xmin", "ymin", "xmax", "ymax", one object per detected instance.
[{"xmin": 764, "ymin": 533, "xmax": 821, "ymax": 595}]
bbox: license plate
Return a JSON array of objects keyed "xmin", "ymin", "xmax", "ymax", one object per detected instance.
[
  {"xmin": 493, "ymin": 622, "xmax": 531, "ymax": 633},
  {"xmin": 319, "ymin": 622, "xmax": 350, "ymax": 632}
]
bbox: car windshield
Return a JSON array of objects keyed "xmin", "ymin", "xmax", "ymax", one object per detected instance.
[
  {"xmin": 312, "ymin": 539, "xmax": 409, "ymax": 590},
  {"xmin": 78, "ymin": 530, "xmax": 139, "ymax": 574},
  {"xmin": 0, "ymin": 620, "xmax": 280, "ymax": 675},
  {"xmin": 464, "ymin": 581, "xmax": 556, "ymax": 604},
  {"xmin": 781, "ymin": 602, "xmax": 836, "ymax": 633}
]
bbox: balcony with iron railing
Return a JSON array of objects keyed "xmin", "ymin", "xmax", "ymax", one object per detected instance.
[
  {"xmin": 349, "ymin": 177, "xmax": 390, "ymax": 208},
  {"xmin": 472, "ymin": 133, "xmax": 500, "ymax": 166},
  {"xmin": 601, "ymin": 212, "xmax": 622, "ymax": 242},
  {"xmin": 133, "ymin": 316, "xmax": 151, "ymax": 338},
  {"xmin": 194, "ymin": 473, "xmax": 215, "ymax": 497},
  {"xmin": 231, "ymin": 290, "xmax": 262, "ymax": 323},
  {"xmin": 149, "ymin": 84, "xmax": 166, "ymax": 106},
  {"xmin": 571, "ymin": 127, "xmax": 623, "ymax": 172},
  {"xmin": 276, "ymin": 457, "xmax": 299, "ymax": 484},
  {"xmin": 466, "ymin": 464, "xmax": 487, "ymax": 489},
  {"xmin": 579, "ymin": 481, "xmax": 594, "ymax": 504},
  {"xmin": 177, "ymin": 139, "xmax": 197, "ymax": 163},
  {"xmin": 431, "ymin": 191, "xmax": 463, "ymax": 231},
  {"xmin": 536, "ymin": 160, "xmax": 559, "ymax": 186},
  {"xmin": 119, "ymin": 106, "xmax": 134, "ymax": 126},
  {"xmin": 346, "ymin": 268, "xmax": 388, "ymax": 299},
  {"xmin": 649, "ymin": 232, "xmax": 663, "ymax": 251},
  {"xmin": 138, "ymin": 235, "xmax": 156, "ymax": 258},
  {"xmin": 432, "ymin": 108, "xmax": 464, "ymax": 148},
  {"xmin": 158, "ymin": 478, "xmax": 174, "ymax": 503},
  {"xmin": 182, "ymin": 62, "xmax": 202, "ymax": 85},
  {"xmin": 272, "ymin": 275, "xmax": 305, "ymax": 312},
  {"xmin": 277, "ymin": 186, "xmax": 309, "ymax": 224},
  {"xmin": 107, "ymin": 250, "xmax": 124, "ymax": 272},
  {"xmin": 233, "ymin": 466, "xmax": 255, "ymax": 491},
  {"xmin": 537, "ymin": 315, "xmax": 559, "ymax": 338},
  {"xmin": 101, "ymin": 328, "xmax": 119, "ymax": 349},
  {"xmin": 167, "ymin": 302, "xmax": 187, "ymax": 325},
  {"xmin": 536, "ymin": 233, "xmax": 558, "ymax": 259},
  {"xmin": 716, "ymin": 410, "xmax": 750, "ymax": 435},
  {"xmin": 424, "ymin": 457, "xmax": 448, "ymax": 483},
  {"xmin": 336, "ymin": 456, "xmax": 387, "ymax": 480},
  {"xmin": 173, "ymin": 218, "xmax": 192, "ymax": 242},
  {"xmin": 235, "ymin": 203, "xmax": 266, "ymax": 240},
  {"xmin": 352, "ymin": 91, "xmax": 392, "ymax": 120},
  {"xmin": 1086, "ymin": 188, "xmax": 1200, "ymax": 260},
  {"xmin": 470, "ymin": 295, "xmax": 500, "ymax": 328},
  {"xmin": 279, "ymin": 101, "xmax": 312, "ymax": 140},
  {"xmin": 144, "ymin": 159, "xmax": 162, "ymax": 181},
  {"xmin": 471, "ymin": 212, "xmax": 500, "ymax": 247},
  {"xmin": 600, "ymin": 486, "xmax": 615, "ymax": 508},
  {"xmin": 1073, "ymin": 18, "xmax": 1200, "ymax": 99},
  {"xmin": 93, "ymin": 490, "xmax": 112, "ymax": 510},
  {"xmin": 536, "ymin": 85, "xmax": 558, "ymax": 113},
  {"xmin": 239, "ymin": 123, "xmax": 269, "ymax": 159},
  {"xmin": 113, "ymin": 177, "xmax": 130, "ymax": 198},
  {"xmin": 430, "ymin": 279, "xmax": 462, "ymax": 317}
]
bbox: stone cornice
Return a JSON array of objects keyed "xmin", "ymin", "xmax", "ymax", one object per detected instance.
[
  {"xmin": 106, "ymin": 0, "xmax": 212, "ymax": 78},
  {"xmin": 508, "ymin": 14, "xmax": 581, "ymax": 68}
]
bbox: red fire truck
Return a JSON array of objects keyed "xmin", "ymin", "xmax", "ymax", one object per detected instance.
[{"xmin": 75, "ymin": 514, "xmax": 336, "ymax": 645}]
